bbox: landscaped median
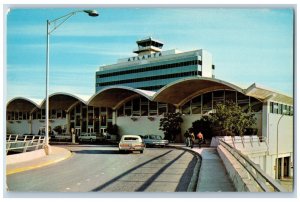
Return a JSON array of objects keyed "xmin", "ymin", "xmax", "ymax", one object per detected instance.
[{"xmin": 6, "ymin": 146, "xmax": 72, "ymax": 175}]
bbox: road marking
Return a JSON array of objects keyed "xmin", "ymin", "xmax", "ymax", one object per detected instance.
[
  {"xmin": 6, "ymin": 150, "xmax": 73, "ymax": 175},
  {"xmin": 66, "ymin": 188, "xmax": 70, "ymax": 190}
]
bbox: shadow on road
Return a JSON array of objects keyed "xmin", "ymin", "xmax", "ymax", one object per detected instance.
[
  {"xmin": 91, "ymin": 150, "xmax": 174, "ymax": 191},
  {"xmin": 90, "ymin": 149, "xmax": 196, "ymax": 192},
  {"xmin": 176, "ymin": 155, "xmax": 197, "ymax": 191},
  {"xmin": 135, "ymin": 150, "xmax": 187, "ymax": 191},
  {"xmin": 71, "ymin": 149, "xmax": 120, "ymax": 155}
]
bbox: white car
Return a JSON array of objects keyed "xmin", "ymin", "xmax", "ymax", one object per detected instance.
[
  {"xmin": 119, "ymin": 135, "xmax": 145, "ymax": 153},
  {"xmin": 78, "ymin": 133, "xmax": 97, "ymax": 142}
]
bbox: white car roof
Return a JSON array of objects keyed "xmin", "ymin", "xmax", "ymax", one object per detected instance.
[{"xmin": 122, "ymin": 135, "xmax": 141, "ymax": 138}]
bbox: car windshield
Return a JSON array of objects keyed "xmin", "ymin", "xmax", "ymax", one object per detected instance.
[
  {"xmin": 124, "ymin": 137, "xmax": 139, "ymax": 141},
  {"xmin": 149, "ymin": 135, "xmax": 162, "ymax": 140}
]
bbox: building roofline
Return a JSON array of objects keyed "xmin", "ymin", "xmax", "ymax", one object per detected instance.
[
  {"xmin": 39, "ymin": 92, "xmax": 89, "ymax": 107},
  {"xmin": 7, "ymin": 97, "xmax": 42, "ymax": 108}
]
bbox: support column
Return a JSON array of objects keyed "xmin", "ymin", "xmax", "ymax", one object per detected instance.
[
  {"xmin": 66, "ymin": 112, "xmax": 70, "ymax": 134},
  {"xmin": 262, "ymin": 101, "xmax": 269, "ymax": 142},
  {"xmin": 29, "ymin": 114, "xmax": 33, "ymax": 134},
  {"xmin": 175, "ymin": 106, "xmax": 182, "ymax": 113},
  {"xmin": 175, "ymin": 105, "xmax": 182, "ymax": 143},
  {"xmin": 281, "ymin": 157, "xmax": 284, "ymax": 179},
  {"xmin": 112, "ymin": 110, "xmax": 117, "ymax": 125}
]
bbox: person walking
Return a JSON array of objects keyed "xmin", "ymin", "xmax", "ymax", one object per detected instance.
[
  {"xmin": 190, "ymin": 132, "xmax": 195, "ymax": 148},
  {"xmin": 197, "ymin": 132, "xmax": 204, "ymax": 148},
  {"xmin": 184, "ymin": 130, "xmax": 190, "ymax": 147}
]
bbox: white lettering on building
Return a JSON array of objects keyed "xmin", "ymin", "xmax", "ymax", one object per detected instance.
[{"xmin": 128, "ymin": 52, "xmax": 162, "ymax": 62}]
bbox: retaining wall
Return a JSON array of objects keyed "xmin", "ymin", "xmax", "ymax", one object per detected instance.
[
  {"xmin": 6, "ymin": 149, "xmax": 46, "ymax": 165},
  {"xmin": 217, "ymin": 144, "xmax": 259, "ymax": 192}
]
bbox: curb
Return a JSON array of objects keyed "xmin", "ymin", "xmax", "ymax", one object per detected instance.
[
  {"xmin": 6, "ymin": 150, "xmax": 73, "ymax": 175},
  {"xmin": 166, "ymin": 145, "xmax": 202, "ymax": 192}
]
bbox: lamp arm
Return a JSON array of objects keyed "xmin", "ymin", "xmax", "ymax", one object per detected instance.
[
  {"xmin": 48, "ymin": 12, "xmax": 76, "ymax": 34},
  {"xmin": 48, "ymin": 9, "xmax": 97, "ymax": 34}
]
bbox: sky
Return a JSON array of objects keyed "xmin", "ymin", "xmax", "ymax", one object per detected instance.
[{"xmin": 5, "ymin": 7, "xmax": 294, "ymax": 101}]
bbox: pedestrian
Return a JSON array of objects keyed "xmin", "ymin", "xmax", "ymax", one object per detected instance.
[
  {"xmin": 197, "ymin": 132, "xmax": 204, "ymax": 148},
  {"xmin": 184, "ymin": 131, "xmax": 190, "ymax": 147},
  {"xmin": 190, "ymin": 132, "xmax": 195, "ymax": 148}
]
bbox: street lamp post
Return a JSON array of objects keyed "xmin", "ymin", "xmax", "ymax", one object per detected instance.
[
  {"xmin": 44, "ymin": 10, "xmax": 99, "ymax": 155},
  {"xmin": 276, "ymin": 113, "xmax": 284, "ymax": 179}
]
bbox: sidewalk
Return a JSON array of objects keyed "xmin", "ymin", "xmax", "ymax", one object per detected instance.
[
  {"xmin": 6, "ymin": 146, "xmax": 72, "ymax": 175},
  {"xmin": 170, "ymin": 143, "xmax": 236, "ymax": 192}
]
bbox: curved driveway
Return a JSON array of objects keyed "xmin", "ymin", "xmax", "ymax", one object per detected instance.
[{"xmin": 7, "ymin": 145, "xmax": 197, "ymax": 192}]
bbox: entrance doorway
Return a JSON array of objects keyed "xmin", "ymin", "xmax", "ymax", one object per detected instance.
[
  {"xmin": 87, "ymin": 127, "xmax": 94, "ymax": 133},
  {"xmin": 100, "ymin": 128, "xmax": 107, "ymax": 135},
  {"xmin": 277, "ymin": 156, "xmax": 291, "ymax": 179},
  {"xmin": 284, "ymin": 157, "xmax": 290, "ymax": 178},
  {"xmin": 75, "ymin": 128, "xmax": 81, "ymax": 135}
]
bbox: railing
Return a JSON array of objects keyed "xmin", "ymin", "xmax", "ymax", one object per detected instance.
[
  {"xmin": 219, "ymin": 139, "xmax": 286, "ymax": 192},
  {"xmin": 6, "ymin": 134, "xmax": 46, "ymax": 154},
  {"xmin": 221, "ymin": 135, "xmax": 268, "ymax": 150}
]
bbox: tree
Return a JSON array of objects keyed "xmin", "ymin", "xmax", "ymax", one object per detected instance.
[
  {"xmin": 107, "ymin": 124, "xmax": 119, "ymax": 136},
  {"xmin": 159, "ymin": 112, "xmax": 183, "ymax": 142},
  {"xmin": 210, "ymin": 100, "xmax": 257, "ymax": 136},
  {"xmin": 189, "ymin": 116, "xmax": 213, "ymax": 139}
]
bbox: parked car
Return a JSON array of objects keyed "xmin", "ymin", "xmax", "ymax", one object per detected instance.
[
  {"xmin": 119, "ymin": 135, "xmax": 145, "ymax": 153},
  {"xmin": 141, "ymin": 134, "xmax": 169, "ymax": 147},
  {"xmin": 105, "ymin": 133, "xmax": 118, "ymax": 143},
  {"xmin": 51, "ymin": 134, "xmax": 71, "ymax": 142},
  {"xmin": 78, "ymin": 133, "xmax": 97, "ymax": 143}
]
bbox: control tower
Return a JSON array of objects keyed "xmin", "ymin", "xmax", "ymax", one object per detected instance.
[{"xmin": 133, "ymin": 37, "xmax": 164, "ymax": 56}]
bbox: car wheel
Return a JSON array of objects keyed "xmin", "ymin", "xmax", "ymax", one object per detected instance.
[
  {"xmin": 90, "ymin": 138, "xmax": 93, "ymax": 143},
  {"xmin": 140, "ymin": 150, "xmax": 144, "ymax": 154}
]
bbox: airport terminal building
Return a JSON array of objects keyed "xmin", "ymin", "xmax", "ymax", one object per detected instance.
[{"xmin": 6, "ymin": 37, "xmax": 293, "ymax": 179}]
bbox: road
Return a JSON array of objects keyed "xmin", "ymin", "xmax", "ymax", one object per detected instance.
[{"xmin": 7, "ymin": 145, "xmax": 198, "ymax": 192}]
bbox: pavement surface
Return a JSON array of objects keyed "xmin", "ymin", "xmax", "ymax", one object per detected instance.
[{"xmin": 6, "ymin": 143, "xmax": 236, "ymax": 192}]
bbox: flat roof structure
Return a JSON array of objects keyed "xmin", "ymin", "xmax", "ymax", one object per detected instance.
[{"xmin": 245, "ymin": 83, "xmax": 293, "ymax": 105}]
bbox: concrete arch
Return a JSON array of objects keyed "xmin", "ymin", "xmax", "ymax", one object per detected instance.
[
  {"xmin": 88, "ymin": 86, "xmax": 156, "ymax": 109},
  {"xmin": 153, "ymin": 77, "xmax": 245, "ymax": 106},
  {"xmin": 40, "ymin": 92, "xmax": 89, "ymax": 111},
  {"xmin": 7, "ymin": 97, "xmax": 41, "ymax": 112}
]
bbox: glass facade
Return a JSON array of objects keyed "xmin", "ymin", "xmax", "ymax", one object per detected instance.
[
  {"xmin": 270, "ymin": 101, "xmax": 293, "ymax": 116},
  {"xmin": 7, "ymin": 103, "xmax": 112, "ymax": 134},
  {"xmin": 96, "ymin": 57, "xmax": 202, "ymax": 92},
  {"xmin": 180, "ymin": 90, "xmax": 263, "ymax": 115},
  {"xmin": 117, "ymin": 97, "xmax": 176, "ymax": 117},
  {"xmin": 68, "ymin": 103, "xmax": 112, "ymax": 134},
  {"xmin": 116, "ymin": 90, "xmax": 263, "ymax": 117}
]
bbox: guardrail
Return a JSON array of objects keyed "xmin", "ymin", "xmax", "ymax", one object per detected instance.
[
  {"xmin": 219, "ymin": 139, "xmax": 286, "ymax": 192},
  {"xmin": 222, "ymin": 135, "xmax": 267, "ymax": 148},
  {"xmin": 6, "ymin": 134, "xmax": 46, "ymax": 154}
]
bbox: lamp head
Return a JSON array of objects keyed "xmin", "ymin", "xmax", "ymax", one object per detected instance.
[{"xmin": 84, "ymin": 10, "xmax": 99, "ymax": 17}]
